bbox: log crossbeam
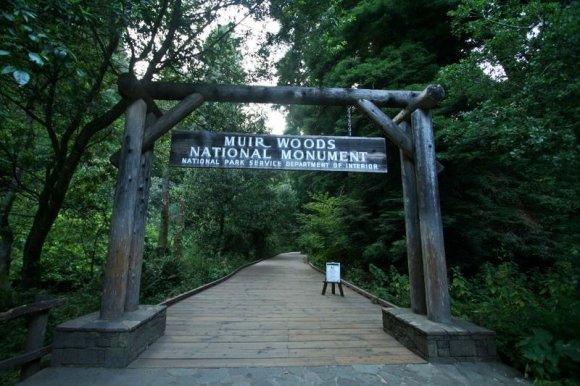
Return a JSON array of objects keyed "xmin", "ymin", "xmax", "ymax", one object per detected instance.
[
  {"xmin": 118, "ymin": 73, "xmax": 420, "ymax": 107},
  {"xmin": 118, "ymin": 74, "xmax": 163, "ymax": 117},
  {"xmin": 115, "ymin": 75, "xmax": 445, "ymax": 168}
]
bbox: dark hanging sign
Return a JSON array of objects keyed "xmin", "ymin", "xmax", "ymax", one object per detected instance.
[{"xmin": 169, "ymin": 131, "xmax": 387, "ymax": 173}]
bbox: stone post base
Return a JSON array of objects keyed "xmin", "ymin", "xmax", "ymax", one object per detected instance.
[
  {"xmin": 52, "ymin": 305, "xmax": 166, "ymax": 368},
  {"xmin": 382, "ymin": 307, "xmax": 497, "ymax": 362}
]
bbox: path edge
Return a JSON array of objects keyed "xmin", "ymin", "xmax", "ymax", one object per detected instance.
[{"xmin": 160, "ymin": 253, "xmax": 283, "ymax": 307}]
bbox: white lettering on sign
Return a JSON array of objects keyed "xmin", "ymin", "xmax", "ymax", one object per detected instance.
[
  {"xmin": 224, "ymin": 135, "xmax": 271, "ymax": 148},
  {"xmin": 171, "ymin": 131, "xmax": 387, "ymax": 173},
  {"xmin": 277, "ymin": 137, "xmax": 336, "ymax": 150},
  {"xmin": 281, "ymin": 150, "xmax": 367, "ymax": 162}
]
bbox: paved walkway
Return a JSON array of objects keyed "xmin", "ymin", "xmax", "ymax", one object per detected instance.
[
  {"xmin": 21, "ymin": 362, "xmax": 529, "ymax": 385},
  {"xmin": 21, "ymin": 252, "xmax": 530, "ymax": 385}
]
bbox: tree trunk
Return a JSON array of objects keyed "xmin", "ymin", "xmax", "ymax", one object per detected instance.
[
  {"xmin": 3, "ymin": 118, "xmax": 33, "ymax": 288},
  {"xmin": 101, "ymin": 99, "xmax": 147, "ymax": 319},
  {"xmin": 217, "ymin": 208, "xmax": 226, "ymax": 257},
  {"xmin": 0, "ymin": 181, "xmax": 17, "ymax": 288},
  {"xmin": 172, "ymin": 196, "xmax": 185, "ymax": 259},
  {"xmin": 20, "ymin": 99, "xmax": 130, "ymax": 289},
  {"xmin": 252, "ymin": 231, "xmax": 266, "ymax": 259},
  {"xmin": 21, "ymin": 199, "xmax": 57, "ymax": 289},
  {"xmin": 157, "ymin": 165, "xmax": 170, "ymax": 257},
  {"xmin": 411, "ymin": 109, "xmax": 451, "ymax": 323}
]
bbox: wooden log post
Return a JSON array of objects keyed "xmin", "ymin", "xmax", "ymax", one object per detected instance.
[
  {"xmin": 0, "ymin": 297, "xmax": 66, "ymax": 380},
  {"xmin": 110, "ymin": 93, "xmax": 204, "ymax": 166},
  {"xmin": 411, "ymin": 109, "xmax": 451, "ymax": 323},
  {"xmin": 125, "ymin": 114, "xmax": 156, "ymax": 312},
  {"xmin": 20, "ymin": 308, "xmax": 48, "ymax": 380},
  {"xmin": 100, "ymin": 99, "xmax": 147, "ymax": 320},
  {"xmin": 399, "ymin": 122, "xmax": 427, "ymax": 315}
]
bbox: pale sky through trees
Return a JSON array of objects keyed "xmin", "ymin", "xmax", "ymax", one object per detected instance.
[{"xmin": 218, "ymin": 4, "xmax": 288, "ymax": 135}]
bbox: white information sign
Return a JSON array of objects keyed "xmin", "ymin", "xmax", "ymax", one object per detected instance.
[{"xmin": 326, "ymin": 262, "xmax": 341, "ymax": 283}]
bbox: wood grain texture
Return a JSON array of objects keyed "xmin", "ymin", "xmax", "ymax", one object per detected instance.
[
  {"xmin": 110, "ymin": 94, "xmax": 204, "ymax": 167},
  {"xmin": 411, "ymin": 109, "xmax": 451, "ymax": 323},
  {"xmin": 125, "ymin": 147, "xmax": 154, "ymax": 312},
  {"xmin": 392, "ymin": 85, "xmax": 445, "ymax": 124},
  {"xmin": 357, "ymin": 99, "xmax": 414, "ymax": 158},
  {"xmin": 130, "ymin": 252, "xmax": 424, "ymax": 368},
  {"xmin": 100, "ymin": 99, "xmax": 147, "ymax": 320},
  {"xmin": 0, "ymin": 298, "xmax": 65, "ymax": 322},
  {"xmin": 117, "ymin": 74, "xmax": 419, "ymax": 107},
  {"xmin": 399, "ymin": 122, "xmax": 427, "ymax": 315}
]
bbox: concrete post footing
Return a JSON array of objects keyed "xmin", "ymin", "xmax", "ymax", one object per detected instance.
[
  {"xmin": 51, "ymin": 305, "xmax": 166, "ymax": 368},
  {"xmin": 382, "ymin": 307, "xmax": 497, "ymax": 362}
]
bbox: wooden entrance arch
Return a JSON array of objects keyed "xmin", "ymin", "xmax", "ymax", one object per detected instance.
[{"xmin": 101, "ymin": 73, "xmax": 450, "ymax": 324}]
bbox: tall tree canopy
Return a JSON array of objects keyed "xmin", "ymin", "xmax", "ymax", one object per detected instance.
[
  {"xmin": 268, "ymin": 0, "xmax": 465, "ymax": 269},
  {"xmin": 269, "ymin": 0, "xmax": 579, "ymax": 272},
  {"xmin": 436, "ymin": 0, "xmax": 580, "ymax": 269},
  {"xmin": 0, "ymin": 0, "xmax": 267, "ymax": 288},
  {"xmin": 268, "ymin": 1, "xmax": 579, "ymax": 381}
]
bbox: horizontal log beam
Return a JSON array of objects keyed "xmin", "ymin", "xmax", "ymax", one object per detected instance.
[
  {"xmin": 118, "ymin": 73, "xmax": 163, "ymax": 117},
  {"xmin": 118, "ymin": 74, "xmax": 419, "ymax": 107}
]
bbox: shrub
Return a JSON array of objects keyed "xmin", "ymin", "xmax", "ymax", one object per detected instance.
[
  {"xmin": 450, "ymin": 261, "xmax": 580, "ymax": 384},
  {"xmin": 368, "ymin": 264, "xmax": 411, "ymax": 307}
]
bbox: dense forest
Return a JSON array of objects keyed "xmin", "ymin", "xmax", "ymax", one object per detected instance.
[{"xmin": 1, "ymin": 0, "xmax": 579, "ymax": 384}]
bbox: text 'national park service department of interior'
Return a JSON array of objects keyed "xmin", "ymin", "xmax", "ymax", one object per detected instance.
[{"xmin": 169, "ymin": 131, "xmax": 387, "ymax": 173}]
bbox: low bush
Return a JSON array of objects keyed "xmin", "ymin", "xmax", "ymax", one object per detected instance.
[{"xmin": 449, "ymin": 261, "xmax": 579, "ymax": 384}]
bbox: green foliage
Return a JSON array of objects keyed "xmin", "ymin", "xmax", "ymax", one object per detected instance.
[
  {"xmin": 0, "ymin": 0, "xmax": 271, "ymax": 290},
  {"xmin": 297, "ymin": 192, "xmax": 370, "ymax": 266},
  {"xmin": 0, "ymin": 287, "xmax": 27, "ymax": 383},
  {"xmin": 344, "ymin": 259, "xmax": 580, "ymax": 383},
  {"xmin": 270, "ymin": 0, "xmax": 465, "ymax": 285},
  {"xmin": 138, "ymin": 251, "xmax": 256, "ymax": 305},
  {"xmin": 449, "ymin": 262, "xmax": 580, "ymax": 383},
  {"xmin": 0, "ymin": 316, "xmax": 26, "ymax": 384},
  {"xmin": 368, "ymin": 264, "xmax": 410, "ymax": 307},
  {"xmin": 272, "ymin": 2, "xmax": 579, "ymax": 384},
  {"xmin": 517, "ymin": 328, "xmax": 580, "ymax": 383},
  {"xmin": 0, "ymin": 280, "xmax": 102, "ymax": 384},
  {"xmin": 173, "ymin": 168, "xmax": 294, "ymax": 260},
  {"xmin": 140, "ymin": 254, "xmax": 188, "ymax": 303},
  {"xmin": 435, "ymin": 0, "xmax": 580, "ymax": 269}
]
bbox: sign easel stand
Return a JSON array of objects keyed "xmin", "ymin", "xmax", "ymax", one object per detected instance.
[
  {"xmin": 321, "ymin": 280, "xmax": 344, "ymax": 296},
  {"xmin": 322, "ymin": 262, "xmax": 344, "ymax": 296}
]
